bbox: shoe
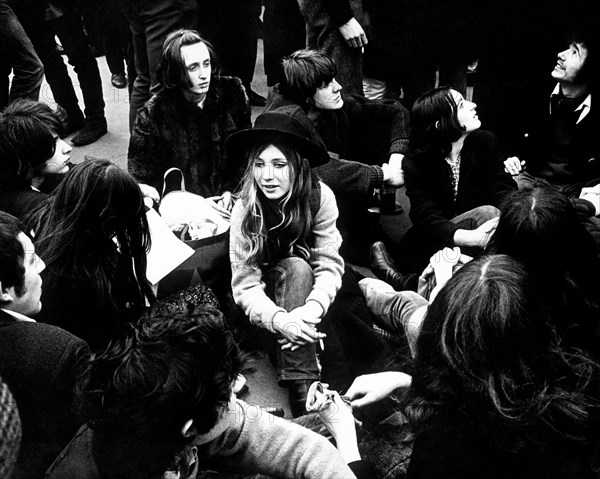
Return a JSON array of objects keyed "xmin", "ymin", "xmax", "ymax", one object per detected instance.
[
  {"xmin": 71, "ymin": 118, "xmax": 108, "ymax": 146},
  {"xmin": 285, "ymin": 379, "xmax": 313, "ymax": 418},
  {"xmin": 370, "ymin": 241, "xmax": 417, "ymax": 291},
  {"xmin": 247, "ymin": 88, "xmax": 266, "ymax": 107},
  {"xmin": 54, "ymin": 106, "xmax": 84, "ymax": 136},
  {"xmin": 260, "ymin": 406, "xmax": 285, "ymax": 418},
  {"xmin": 111, "ymin": 73, "xmax": 127, "ymax": 89}
]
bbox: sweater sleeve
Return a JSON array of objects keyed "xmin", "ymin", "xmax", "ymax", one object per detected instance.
[
  {"xmin": 127, "ymin": 101, "xmax": 170, "ymax": 193},
  {"xmin": 197, "ymin": 400, "xmax": 358, "ymax": 479},
  {"xmin": 315, "ymin": 154, "xmax": 383, "ymax": 198},
  {"xmin": 229, "ymin": 201, "xmax": 285, "ymax": 333},
  {"xmin": 306, "ymin": 182, "xmax": 344, "ymax": 315}
]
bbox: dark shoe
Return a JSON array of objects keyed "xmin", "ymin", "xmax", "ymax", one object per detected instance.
[
  {"xmin": 71, "ymin": 118, "xmax": 108, "ymax": 146},
  {"xmin": 247, "ymin": 88, "xmax": 266, "ymax": 107},
  {"xmin": 111, "ymin": 73, "xmax": 127, "ymax": 89},
  {"xmin": 260, "ymin": 406, "xmax": 285, "ymax": 418},
  {"xmin": 285, "ymin": 379, "xmax": 313, "ymax": 418},
  {"xmin": 370, "ymin": 241, "xmax": 416, "ymax": 291}
]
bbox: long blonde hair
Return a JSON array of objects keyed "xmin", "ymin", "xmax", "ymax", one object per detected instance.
[{"xmin": 238, "ymin": 142, "xmax": 315, "ymax": 267}]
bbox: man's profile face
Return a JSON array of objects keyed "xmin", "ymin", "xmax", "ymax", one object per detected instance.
[
  {"xmin": 551, "ymin": 42, "xmax": 588, "ymax": 86},
  {"xmin": 7, "ymin": 233, "xmax": 45, "ymax": 316},
  {"xmin": 180, "ymin": 42, "xmax": 211, "ymax": 101}
]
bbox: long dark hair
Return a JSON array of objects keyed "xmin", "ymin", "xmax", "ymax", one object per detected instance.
[
  {"xmin": 34, "ymin": 159, "xmax": 154, "ymax": 313},
  {"xmin": 487, "ymin": 184, "xmax": 600, "ymax": 356},
  {"xmin": 404, "ymin": 255, "xmax": 600, "ymax": 450},
  {"xmin": 409, "ymin": 86, "xmax": 465, "ymax": 158}
]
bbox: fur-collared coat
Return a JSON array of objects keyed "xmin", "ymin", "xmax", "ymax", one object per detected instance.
[{"xmin": 128, "ymin": 76, "xmax": 251, "ymax": 197}]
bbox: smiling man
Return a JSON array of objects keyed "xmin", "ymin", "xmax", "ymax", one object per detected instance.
[{"xmin": 501, "ymin": 27, "xmax": 600, "ymax": 200}]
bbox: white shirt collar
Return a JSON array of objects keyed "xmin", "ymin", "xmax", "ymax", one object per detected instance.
[
  {"xmin": 550, "ymin": 83, "xmax": 592, "ymax": 124},
  {"xmin": 0, "ymin": 308, "xmax": 35, "ymax": 322}
]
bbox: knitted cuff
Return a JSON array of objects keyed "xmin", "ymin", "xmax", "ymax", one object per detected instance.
[
  {"xmin": 390, "ymin": 138, "xmax": 410, "ymax": 155},
  {"xmin": 370, "ymin": 165, "xmax": 385, "ymax": 189}
]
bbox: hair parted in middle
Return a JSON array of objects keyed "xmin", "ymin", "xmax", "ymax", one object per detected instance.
[
  {"xmin": 157, "ymin": 29, "xmax": 219, "ymax": 91},
  {"xmin": 278, "ymin": 49, "xmax": 337, "ymax": 109},
  {"xmin": 34, "ymin": 159, "xmax": 154, "ymax": 314},
  {"xmin": 237, "ymin": 141, "xmax": 315, "ymax": 267},
  {"xmin": 409, "ymin": 86, "xmax": 466, "ymax": 158},
  {"xmin": 404, "ymin": 254, "xmax": 600, "ymax": 449}
]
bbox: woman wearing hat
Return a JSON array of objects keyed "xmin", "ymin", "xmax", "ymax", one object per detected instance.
[{"xmin": 227, "ymin": 106, "xmax": 344, "ymax": 417}]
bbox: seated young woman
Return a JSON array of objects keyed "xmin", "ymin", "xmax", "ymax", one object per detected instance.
[
  {"xmin": 0, "ymin": 99, "xmax": 71, "ymax": 224},
  {"xmin": 227, "ymin": 106, "xmax": 344, "ymax": 417},
  {"xmin": 128, "ymin": 29, "xmax": 251, "ymax": 211},
  {"xmin": 372, "ymin": 86, "xmax": 516, "ymax": 287},
  {"xmin": 31, "ymin": 159, "xmax": 218, "ymax": 351}
]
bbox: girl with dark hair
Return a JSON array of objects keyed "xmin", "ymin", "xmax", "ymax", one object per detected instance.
[
  {"xmin": 32, "ymin": 159, "xmax": 155, "ymax": 350},
  {"xmin": 227, "ymin": 107, "xmax": 344, "ymax": 417},
  {"xmin": 404, "ymin": 254, "xmax": 600, "ymax": 478},
  {"xmin": 128, "ymin": 29, "xmax": 251, "ymax": 211},
  {"xmin": 379, "ymin": 86, "xmax": 516, "ymax": 278},
  {"xmin": 0, "ymin": 99, "xmax": 71, "ymax": 223}
]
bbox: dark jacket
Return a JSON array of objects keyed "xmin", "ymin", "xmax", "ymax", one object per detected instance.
[
  {"xmin": 266, "ymin": 87, "xmax": 410, "ymax": 199},
  {"xmin": 496, "ymin": 81, "xmax": 600, "ymax": 188},
  {"xmin": 128, "ymin": 76, "xmax": 251, "ymax": 197},
  {"xmin": 0, "ymin": 186, "xmax": 49, "ymax": 228},
  {"xmin": 401, "ymin": 130, "xmax": 516, "ymax": 269},
  {"xmin": 0, "ymin": 311, "xmax": 89, "ymax": 479}
]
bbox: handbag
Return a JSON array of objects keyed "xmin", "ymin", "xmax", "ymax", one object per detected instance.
[{"xmin": 157, "ymin": 168, "xmax": 231, "ymax": 299}]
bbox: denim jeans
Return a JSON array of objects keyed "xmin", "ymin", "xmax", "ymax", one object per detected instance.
[
  {"xmin": 124, "ymin": 0, "xmax": 198, "ymax": 129},
  {"xmin": 450, "ymin": 204, "xmax": 500, "ymax": 258},
  {"xmin": 359, "ymin": 277, "xmax": 427, "ymax": 355},
  {"xmin": 0, "ymin": 1, "xmax": 44, "ymax": 108},
  {"xmin": 264, "ymin": 257, "xmax": 321, "ymax": 383}
]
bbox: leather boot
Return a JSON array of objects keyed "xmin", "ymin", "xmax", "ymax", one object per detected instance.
[
  {"xmin": 370, "ymin": 241, "xmax": 418, "ymax": 291},
  {"xmin": 285, "ymin": 379, "xmax": 313, "ymax": 418}
]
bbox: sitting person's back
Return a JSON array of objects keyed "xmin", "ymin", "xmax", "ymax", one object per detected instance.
[
  {"xmin": 46, "ymin": 308, "xmax": 362, "ymax": 479},
  {"xmin": 32, "ymin": 159, "xmax": 154, "ymax": 351}
]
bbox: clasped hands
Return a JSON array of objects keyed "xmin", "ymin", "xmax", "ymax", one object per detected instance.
[{"xmin": 273, "ymin": 301, "xmax": 325, "ymax": 352}]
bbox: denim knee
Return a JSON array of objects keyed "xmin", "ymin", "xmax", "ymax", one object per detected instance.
[{"xmin": 264, "ymin": 257, "xmax": 314, "ymax": 311}]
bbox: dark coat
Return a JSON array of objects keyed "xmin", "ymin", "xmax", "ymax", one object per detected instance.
[
  {"xmin": 128, "ymin": 76, "xmax": 251, "ymax": 197},
  {"xmin": 401, "ymin": 130, "xmax": 516, "ymax": 270},
  {"xmin": 495, "ymin": 81, "xmax": 600, "ymax": 188},
  {"xmin": 0, "ymin": 187, "xmax": 50, "ymax": 228},
  {"xmin": 0, "ymin": 311, "xmax": 89, "ymax": 479}
]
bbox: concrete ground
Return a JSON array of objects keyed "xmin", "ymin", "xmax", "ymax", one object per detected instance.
[{"xmin": 40, "ymin": 38, "xmax": 411, "ymax": 417}]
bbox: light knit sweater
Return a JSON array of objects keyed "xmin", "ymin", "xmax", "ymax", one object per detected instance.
[{"xmin": 230, "ymin": 182, "xmax": 344, "ymax": 332}]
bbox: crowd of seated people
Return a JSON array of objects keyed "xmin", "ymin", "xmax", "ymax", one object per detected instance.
[{"xmin": 1, "ymin": 5, "xmax": 600, "ymax": 478}]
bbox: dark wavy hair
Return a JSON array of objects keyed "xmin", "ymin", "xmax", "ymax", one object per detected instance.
[
  {"xmin": 157, "ymin": 29, "xmax": 219, "ymax": 91},
  {"xmin": 409, "ymin": 86, "xmax": 465, "ymax": 158},
  {"xmin": 566, "ymin": 22, "xmax": 599, "ymax": 93},
  {"xmin": 34, "ymin": 159, "xmax": 153, "ymax": 315},
  {"xmin": 404, "ymin": 255, "xmax": 600, "ymax": 450},
  {"xmin": 237, "ymin": 141, "xmax": 316, "ymax": 267},
  {"xmin": 0, "ymin": 212, "xmax": 26, "ymax": 301},
  {"xmin": 277, "ymin": 49, "xmax": 337, "ymax": 110},
  {"xmin": 0, "ymin": 99, "xmax": 65, "ymax": 190},
  {"xmin": 76, "ymin": 307, "xmax": 241, "ymax": 479}
]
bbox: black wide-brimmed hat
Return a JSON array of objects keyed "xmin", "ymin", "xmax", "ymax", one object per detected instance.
[{"xmin": 226, "ymin": 105, "xmax": 330, "ymax": 167}]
